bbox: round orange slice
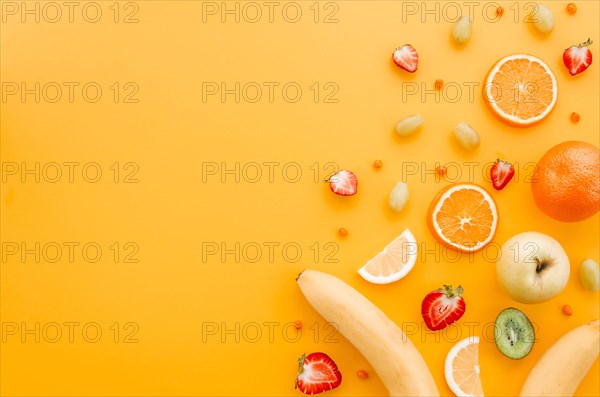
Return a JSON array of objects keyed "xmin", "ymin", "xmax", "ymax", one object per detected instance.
[
  {"xmin": 445, "ymin": 337, "xmax": 484, "ymax": 397},
  {"xmin": 484, "ymin": 54, "xmax": 557, "ymax": 127},
  {"xmin": 357, "ymin": 229, "xmax": 417, "ymax": 284},
  {"xmin": 427, "ymin": 183, "xmax": 498, "ymax": 253}
]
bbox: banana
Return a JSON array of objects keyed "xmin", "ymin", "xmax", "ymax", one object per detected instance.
[
  {"xmin": 296, "ymin": 269, "xmax": 439, "ymax": 397},
  {"xmin": 520, "ymin": 319, "xmax": 600, "ymax": 397}
]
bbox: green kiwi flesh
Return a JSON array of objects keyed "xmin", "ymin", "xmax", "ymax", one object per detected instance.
[{"xmin": 494, "ymin": 307, "xmax": 535, "ymax": 359}]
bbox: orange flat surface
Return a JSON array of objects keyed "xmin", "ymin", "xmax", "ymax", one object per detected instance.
[{"xmin": 1, "ymin": 1, "xmax": 599, "ymax": 396}]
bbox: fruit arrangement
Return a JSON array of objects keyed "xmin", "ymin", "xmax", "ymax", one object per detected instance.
[
  {"xmin": 297, "ymin": 3, "xmax": 598, "ymax": 396},
  {"xmin": 296, "ymin": 270, "xmax": 439, "ymax": 396}
]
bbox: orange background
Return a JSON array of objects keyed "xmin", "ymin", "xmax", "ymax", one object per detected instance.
[{"xmin": 1, "ymin": 1, "xmax": 599, "ymax": 396}]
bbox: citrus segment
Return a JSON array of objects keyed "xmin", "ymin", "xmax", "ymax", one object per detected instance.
[
  {"xmin": 358, "ymin": 229, "xmax": 417, "ymax": 284},
  {"xmin": 484, "ymin": 54, "xmax": 557, "ymax": 127},
  {"xmin": 428, "ymin": 184, "xmax": 498, "ymax": 252},
  {"xmin": 445, "ymin": 337, "xmax": 484, "ymax": 397}
]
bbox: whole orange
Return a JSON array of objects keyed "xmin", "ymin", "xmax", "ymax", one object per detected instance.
[{"xmin": 531, "ymin": 141, "xmax": 600, "ymax": 222}]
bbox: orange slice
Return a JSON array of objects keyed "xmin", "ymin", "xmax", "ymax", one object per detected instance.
[
  {"xmin": 357, "ymin": 229, "xmax": 417, "ymax": 284},
  {"xmin": 427, "ymin": 184, "xmax": 497, "ymax": 253},
  {"xmin": 445, "ymin": 337, "xmax": 484, "ymax": 397},
  {"xmin": 484, "ymin": 54, "xmax": 557, "ymax": 127}
]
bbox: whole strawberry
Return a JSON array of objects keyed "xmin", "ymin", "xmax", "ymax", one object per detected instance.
[
  {"xmin": 421, "ymin": 285, "xmax": 466, "ymax": 331},
  {"xmin": 563, "ymin": 38, "xmax": 593, "ymax": 76}
]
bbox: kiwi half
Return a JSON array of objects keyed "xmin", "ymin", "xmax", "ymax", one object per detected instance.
[{"xmin": 494, "ymin": 307, "xmax": 535, "ymax": 359}]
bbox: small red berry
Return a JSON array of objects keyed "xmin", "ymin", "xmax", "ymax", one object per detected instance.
[
  {"xmin": 373, "ymin": 159, "xmax": 383, "ymax": 169},
  {"xmin": 570, "ymin": 112, "xmax": 580, "ymax": 123},
  {"xmin": 566, "ymin": 3, "xmax": 577, "ymax": 15},
  {"xmin": 434, "ymin": 79, "xmax": 443, "ymax": 90},
  {"xmin": 562, "ymin": 305, "xmax": 573, "ymax": 316},
  {"xmin": 338, "ymin": 228, "xmax": 348, "ymax": 237},
  {"xmin": 435, "ymin": 164, "xmax": 447, "ymax": 177},
  {"xmin": 356, "ymin": 370, "xmax": 369, "ymax": 379},
  {"xmin": 294, "ymin": 321, "xmax": 302, "ymax": 330},
  {"xmin": 496, "ymin": 6, "xmax": 504, "ymax": 17}
]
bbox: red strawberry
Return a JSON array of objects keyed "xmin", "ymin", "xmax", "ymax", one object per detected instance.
[
  {"xmin": 328, "ymin": 170, "xmax": 357, "ymax": 196},
  {"xmin": 392, "ymin": 45, "xmax": 419, "ymax": 73},
  {"xmin": 563, "ymin": 38, "xmax": 593, "ymax": 76},
  {"xmin": 421, "ymin": 285, "xmax": 466, "ymax": 331},
  {"xmin": 490, "ymin": 159, "xmax": 515, "ymax": 190},
  {"xmin": 295, "ymin": 352, "xmax": 342, "ymax": 395}
]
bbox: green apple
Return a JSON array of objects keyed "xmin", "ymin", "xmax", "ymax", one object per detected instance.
[{"xmin": 496, "ymin": 232, "xmax": 570, "ymax": 304}]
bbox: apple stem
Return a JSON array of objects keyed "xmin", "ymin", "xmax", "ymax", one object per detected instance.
[{"xmin": 535, "ymin": 259, "xmax": 547, "ymax": 274}]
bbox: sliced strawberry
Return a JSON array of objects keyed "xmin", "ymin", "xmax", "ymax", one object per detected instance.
[
  {"xmin": 328, "ymin": 170, "xmax": 357, "ymax": 196},
  {"xmin": 392, "ymin": 44, "xmax": 419, "ymax": 73},
  {"xmin": 563, "ymin": 38, "xmax": 593, "ymax": 76},
  {"xmin": 295, "ymin": 352, "xmax": 342, "ymax": 395},
  {"xmin": 490, "ymin": 159, "xmax": 515, "ymax": 190},
  {"xmin": 421, "ymin": 285, "xmax": 466, "ymax": 331}
]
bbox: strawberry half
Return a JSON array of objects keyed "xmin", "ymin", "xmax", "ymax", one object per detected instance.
[
  {"xmin": 563, "ymin": 38, "xmax": 593, "ymax": 76},
  {"xmin": 295, "ymin": 352, "xmax": 342, "ymax": 395},
  {"xmin": 392, "ymin": 44, "xmax": 419, "ymax": 73},
  {"xmin": 421, "ymin": 285, "xmax": 466, "ymax": 331},
  {"xmin": 328, "ymin": 170, "xmax": 358, "ymax": 196},
  {"xmin": 490, "ymin": 159, "xmax": 515, "ymax": 190}
]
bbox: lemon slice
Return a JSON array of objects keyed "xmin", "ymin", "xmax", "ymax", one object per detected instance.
[
  {"xmin": 357, "ymin": 229, "xmax": 417, "ymax": 284},
  {"xmin": 445, "ymin": 337, "xmax": 484, "ymax": 397}
]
